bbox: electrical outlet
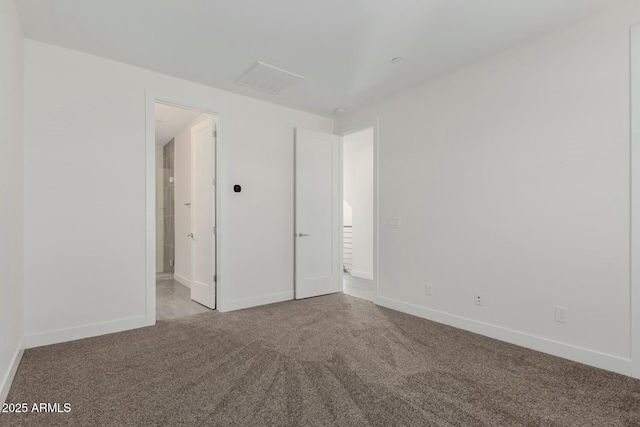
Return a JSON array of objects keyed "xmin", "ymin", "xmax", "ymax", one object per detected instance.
[
  {"xmin": 475, "ymin": 293, "xmax": 483, "ymax": 306},
  {"xmin": 169, "ymin": 260, "xmax": 174, "ymax": 267},
  {"xmin": 425, "ymin": 283, "xmax": 433, "ymax": 296},
  {"xmin": 555, "ymin": 306, "xmax": 568, "ymax": 324}
]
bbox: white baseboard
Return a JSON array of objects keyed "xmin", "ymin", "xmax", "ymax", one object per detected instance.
[
  {"xmin": 351, "ymin": 270, "xmax": 374, "ymax": 280},
  {"xmin": 155, "ymin": 273, "xmax": 173, "ymax": 282},
  {"xmin": 376, "ymin": 296, "xmax": 632, "ymax": 376},
  {"xmin": 1, "ymin": 339, "xmax": 24, "ymax": 404},
  {"xmin": 219, "ymin": 291, "xmax": 293, "ymax": 313},
  {"xmin": 24, "ymin": 315, "xmax": 148, "ymax": 349},
  {"xmin": 174, "ymin": 273, "xmax": 191, "ymax": 289}
]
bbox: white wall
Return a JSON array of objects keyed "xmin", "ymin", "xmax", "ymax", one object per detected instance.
[
  {"xmin": 0, "ymin": 0, "xmax": 24, "ymax": 403},
  {"xmin": 343, "ymin": 128, "xmax": 374, "ymax": 279},
  {"xmin": 336, "ymin": 1, "xmax": 640, "ymax": 375},
  {"xmin": 174, "ymin": 113, "xmax": 210, "ymax": 287},
  {"xmin": 343, "ymin": 201, "xmax": 352, "ymax": 226},
  {"xmin": 23, "ymin": 40, "xmax": 333, "ymax": 346},
  {"xmin": 155, "ymin": 145, "xmax": 164, "ymax": 273}
]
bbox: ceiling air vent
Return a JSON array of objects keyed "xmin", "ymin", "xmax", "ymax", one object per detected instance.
[{"xmin": 236, "ymin": 61, "xmax": 304, "ymax": 94}]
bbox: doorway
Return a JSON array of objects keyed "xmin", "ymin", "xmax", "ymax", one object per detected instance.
[
  {"xmin": 293, "ymin": 125, "xmax": 377, "ymax": 302},
  {"xmin": 342, "ymin": 127, "xmax": 374, "ymax": 301},
  {"xmin": 154, "ymin": 102, "xmax": 218, "ymax": 320}
]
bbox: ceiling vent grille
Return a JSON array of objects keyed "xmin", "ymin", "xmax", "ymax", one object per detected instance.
[{"xmin": 236, "ymin": 61, "xmax": 304, "ymax": 94}]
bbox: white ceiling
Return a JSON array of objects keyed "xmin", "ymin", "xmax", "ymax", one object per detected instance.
[
  {"xmin": 16, "ymin": 0, "xmax": 624, "ymax": 117},
  {"xmin": 155, "ymin": 103, "xmax": 203, "ymax": 146}
]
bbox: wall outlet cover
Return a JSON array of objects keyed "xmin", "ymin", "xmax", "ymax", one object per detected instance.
[
  {"xmin": 475, "ymin": 293, "xmax": 483, "ymax": 306},
  {"xmin": 555, "ymin": 306, "xmax": 568, "ymax": 324},
  {"xmin": 425, "ymin": 283, "xmax": 433, "ymax": 296}
]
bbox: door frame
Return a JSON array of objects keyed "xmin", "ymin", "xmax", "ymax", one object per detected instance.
[
  {"xmin": 630, "ymin": 24, "xmax": 640, "ymax": 378},
  {"xmin": 145, "ymin": 90, "xmax": 223, "ymax": 325},
  {"xmin": 336, "ymin": 118, "xmax": 380, "ymax": 304}
]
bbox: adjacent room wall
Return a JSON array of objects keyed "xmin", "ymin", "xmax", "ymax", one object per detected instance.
[
  {"xmin": 162, "ymin": 139, "xmax": 175, "ymax": 273},
  {"xmin": 336, "ymin": 1, "xmax": 640, "ymax": 375},
  {"xmin": 155, "ymin": 145, "xmax": 164, "ymax": 273},
  {"xmin": 343, "ymin": 128, "xmax": 374, "ymax": 279},
  {"xmin": 23, "ymin": 40, "xmax": 333, "ymax": 346},
  {"xmin": 0, "ymin": 0, "xmax": 24, "ymax": 403}
]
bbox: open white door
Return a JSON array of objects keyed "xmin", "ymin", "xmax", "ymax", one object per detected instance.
[
  {"xmin": 190, "ymin": 117, "xmax": 216, "ymax": 309},
  {"xmin": 295, "ymin": 128, "xmax": 341, "ymax": 299}
]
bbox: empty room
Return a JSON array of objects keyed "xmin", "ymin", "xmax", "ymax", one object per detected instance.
[{"xmin": 3, "ymin": 0, "xmax": 640, "ymax": 425}]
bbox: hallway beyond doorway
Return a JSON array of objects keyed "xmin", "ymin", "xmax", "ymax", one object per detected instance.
[
  {"xmin": 156, "ymin": 280, "xmax": 210, "ymax": 320},
  {"xmin": 343, "ymin": 273, "xmax": 374, "ymax": 302}
]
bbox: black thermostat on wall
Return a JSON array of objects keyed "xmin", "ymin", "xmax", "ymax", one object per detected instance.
[{"xmin": 234, "ymin": 185, "xmax": 241, "ymax": 193}]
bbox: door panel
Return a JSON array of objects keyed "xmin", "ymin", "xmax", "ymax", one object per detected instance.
[
  {"xmin": 191, "ymin": 117, "xmax": 216, "ymax": 309},
  {"xmin": 295, "ymin": 128, "xmax": 341, "ymax": 299}
]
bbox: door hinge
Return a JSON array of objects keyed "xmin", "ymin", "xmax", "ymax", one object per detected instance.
[
  {"xmin": 213, "ymin": 129, "xmax": 217, "ymax": 138},
  {"xmin": 213, "ymin": 275, "xmax": 217, "ymax": 283},
  {"xmin": 212, "ymin": 178, "xmax": 216, "ymax": 186},
  {"xmin": 213, "ymin": 227, "xmax": 216, "ymax": 234}
]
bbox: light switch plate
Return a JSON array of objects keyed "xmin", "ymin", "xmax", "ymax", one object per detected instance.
[{"xmin": 388, "ymin": 217, "xmax": 401, "ymax": 228}]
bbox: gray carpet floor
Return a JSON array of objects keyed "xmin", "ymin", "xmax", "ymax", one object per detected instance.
[{"xmin": 3, "ymin": 293, "xmax": 640, "ymax": 426}]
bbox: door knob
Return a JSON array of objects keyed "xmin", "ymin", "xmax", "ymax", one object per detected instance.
[
  {"xmin": 188, "ymin": 233, "xmax": 194, "ymax": 238},
  {"xmin": 184, "ymin": 203, "xmax": 191, "ymax": 207},
  {"xmin": 298, "ymin": 233, "xmax": 310, "ymax": 237}
]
